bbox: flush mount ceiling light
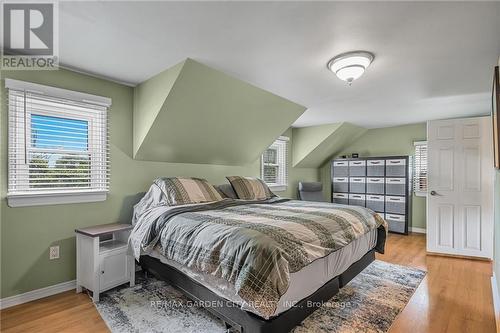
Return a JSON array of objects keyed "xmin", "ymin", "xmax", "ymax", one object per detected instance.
[{"xmin": 327, "ymin": 51, "xmax": 374, "ymax": 85}]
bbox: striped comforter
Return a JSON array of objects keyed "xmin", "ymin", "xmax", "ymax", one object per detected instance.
[{"xmin": 129, "ymin": 197, "xmax": 387, "ymax": 319}]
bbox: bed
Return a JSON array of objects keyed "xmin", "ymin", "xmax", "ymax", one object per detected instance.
[{"xmin": 129, "ymin": 179, "xmax": 387, "ymax": 333}]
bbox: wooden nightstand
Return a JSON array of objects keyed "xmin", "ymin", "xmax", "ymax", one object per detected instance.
[{"xmin": 75, "ymin": 223, "xmax": 135, "ymax": 302}]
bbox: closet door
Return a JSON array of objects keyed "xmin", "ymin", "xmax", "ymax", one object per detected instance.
[{"xmin": 427, "ymin": 117, "xmax": 494, "ymax": 259}]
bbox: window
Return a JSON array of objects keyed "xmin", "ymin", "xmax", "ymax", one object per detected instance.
[
  {"xmin": 413, "ymin": 141, "xmax": 428, "ymax": 197},
  {"xmin": 261, "ymin": 136, "xmax": 288, "ymax": 191},
  {"xmin": 6, "ymin": 79, "xmax": 111, "ymax": 207}
]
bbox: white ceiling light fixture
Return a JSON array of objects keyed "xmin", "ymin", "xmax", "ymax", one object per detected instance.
[{"xmin": 327, "ymin": 51, "xmax": 374, "ymax": 85}]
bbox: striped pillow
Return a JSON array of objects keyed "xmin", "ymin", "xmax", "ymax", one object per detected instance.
[
  {"xmin": 226, "ymin": 176, "xmax": 274, "ymax": 200},
  {"xmin": 155, "ymin": 177, "xmax": 223, "ymax": 206}
]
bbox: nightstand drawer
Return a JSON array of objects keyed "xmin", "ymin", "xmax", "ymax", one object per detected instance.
[{"xmin": 100, "ymin": 250, "xmax": 131, "ymax": 291}]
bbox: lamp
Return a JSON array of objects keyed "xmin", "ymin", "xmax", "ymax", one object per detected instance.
[{"xmin": 327, "ymin": 51, "xmax": 374, "ymax": 85}]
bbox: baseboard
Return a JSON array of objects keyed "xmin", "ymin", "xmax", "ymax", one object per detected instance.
[
  {"xmin": 410, "ymin": 227, "xmax": 426, "ymax": 234},
  {"xmin": 0, "ymin": 280, "xmax": 76, "ymax": 310},
  {"xmin": 492, "ymin": 273, "xmax": 500, "ymax": 333},
  {"xmin": 427, "ymin": 251, "xmax": 492, "ymax": 261}
]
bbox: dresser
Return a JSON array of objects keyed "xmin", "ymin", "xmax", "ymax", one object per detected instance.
[{"xmin": 331, "ymin": 156, "xmax": 412, "ymax": 234}]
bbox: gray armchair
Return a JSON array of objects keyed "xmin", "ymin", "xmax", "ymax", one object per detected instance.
[{"xmin": 298, "ymin": 182, "xmax": 326, "ymax": 202}]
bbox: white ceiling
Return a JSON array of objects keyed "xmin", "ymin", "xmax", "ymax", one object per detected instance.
[{"xmin": 59, "ymin": 1, "xmax": 500, "ymax": 128}]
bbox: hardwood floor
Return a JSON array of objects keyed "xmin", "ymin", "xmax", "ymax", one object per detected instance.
[
  {"xmin": 377, "ymin": 233, "xmax": 496, "ymax": 333},
  {"xmin": 0, "ymin": 233, "xmax": 496, "ymax": 333}
]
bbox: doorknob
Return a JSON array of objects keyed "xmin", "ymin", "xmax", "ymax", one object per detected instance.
[{"xmin": 430, "ymin": 190, "xmax": 438, "ymax": 196}]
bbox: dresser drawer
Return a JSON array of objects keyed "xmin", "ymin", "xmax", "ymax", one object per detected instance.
[
  {"xmin": 349, "ymin": 160, "xmax": 366, "ymax": 176},
  {"xmin": 366, "ymin": 177, "xmax": 384, "ymax": 194},
  {"xmin": 332, "ymin": 177, "xmax": 349, "ymax": 192},
  {"xmin": 349, "ymin": 194, "xmax": 366, "ymax": 207},
  {"xmin": 367, "ymin": 159, "xmax": 385, "ymax": 176},
  {"xmin": 385, "ymin": 178, "xmax": 406, "ymax": 196},
  {"xmin": 332, "ymin": 193, "xmax": 349, "ymax": 205},
  {"xmin": 385, "ymin": 214, "xmax": 406, "ymax": 233},
  {"xmin": 385, "ymin": 196, "xmax": 406, "ymax": 214},
  {"xmin": 332, "ymin": 161, "xmax": 349, "ymax": 177},
  {"xmin": 386, "ymin": 159, "xmax": 406, "ymax": 177},
  {"xmin": 349, "ymin": 177, "xmax": 366, "ymax": 193},
  {"xmin": 366, "ymin": 195, "xmax": 384, "ymax": 212}
]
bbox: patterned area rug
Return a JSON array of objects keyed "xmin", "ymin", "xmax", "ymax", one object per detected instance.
[{"xmin": 95, "ymin": 260, "xmax": 425, "ymax": 333}]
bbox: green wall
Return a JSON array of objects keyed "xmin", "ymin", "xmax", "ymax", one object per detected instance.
[
  {"xmin": 133, "ymin": 60, "xmax": 184, "ymax": 156},
  {"xmin": 0, "ymin": 69, "xmax": 318, "ymax": 298},
  {"xmin": 320, "ymin": 123, "xmax": 427, "ymax": 229},
  {"xmin": 292, "ymin": 123, "xmax": 367, "ymax": 168},
  {"xmin": 134, "ymin": 59, "xmax": 306, "ymax": 165}
]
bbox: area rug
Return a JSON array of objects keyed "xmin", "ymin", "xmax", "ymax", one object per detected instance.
[{"xmin": 95, "ymin": 260, "xmax": 425, "ymax": 333}]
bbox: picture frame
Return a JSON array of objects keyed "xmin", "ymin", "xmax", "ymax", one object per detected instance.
[{"xmin": 493, "ymin": 66, "xmax": 500, "ymax": 169}]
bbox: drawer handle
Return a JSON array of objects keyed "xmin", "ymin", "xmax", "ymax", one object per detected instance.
[
  {"xmin": 101, "ymin": 270, "xmax": 105, "ymax": 274},
  {"xmin": 371, "ymin": 179, "xmax": 380, "ymax": 182},
  {"xmin": 389, "ymin": 198, "xmax": 401, "ymax": 201},
  {"xmin": 371, "ymin": 162, "xmax": 380, "ymax": 164}
]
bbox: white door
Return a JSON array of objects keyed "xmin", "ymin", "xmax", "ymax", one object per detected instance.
[{"xmin": 427, "ymin": 116, "xmax": 494, "ymax": 259}]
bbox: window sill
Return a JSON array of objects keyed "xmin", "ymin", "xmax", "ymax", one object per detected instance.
[
  {"xmin": 7, "ymin": 190, "xmax": 107, "ymax": 207},
  {"xmin": 414, "ymin": 191, "xmax": 427, "ymax": 197},
  {"xmin": 268, "ymin": 185, "xmax": 287, "ymax": 192}
]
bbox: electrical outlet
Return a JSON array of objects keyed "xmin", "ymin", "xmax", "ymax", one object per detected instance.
[{"xmin": 49, "ymin": 245, "xmax": 60, "ymax": 260}]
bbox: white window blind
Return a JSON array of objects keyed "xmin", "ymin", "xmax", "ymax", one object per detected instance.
[
  {"xmin": 6, "ymin": 79, "xmax": 111, "ymax": 207},
  {"xmin": 413, "ymin": 141, "xmax": 428, "ymax": 196},
  {"xmin": 261, "ymin": 136, "xmax": 288, "ymax": 191}
]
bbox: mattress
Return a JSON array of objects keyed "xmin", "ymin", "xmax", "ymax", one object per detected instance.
[{"xmin": 147, "ymin": 228, "xmax": 378, "ymax": 318}]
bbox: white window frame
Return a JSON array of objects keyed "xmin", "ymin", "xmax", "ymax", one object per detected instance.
[
  {"xmin": 261, "ymin": 136, "xmax": 289, "ymax": 192},
  {"xmin": 413, "ymin": 140, "xmax": 428, "ymax": 197},
  {"xmin": 6, "ymin": 79, "xmax": 111, "ymax": 207}
]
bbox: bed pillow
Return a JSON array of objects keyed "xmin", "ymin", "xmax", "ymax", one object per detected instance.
[
  {"xmin": 215, "ymin": 184, "xmax": 239, "ymax": 199},
  {"xmin": 154, "ymin": 177, "xmax": 223, "ymax": 206},
  {"xmin": 226, "ymin": 176, "xmax": 274, "ymax": 200}
]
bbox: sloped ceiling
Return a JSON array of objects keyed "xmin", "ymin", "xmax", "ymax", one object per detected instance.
[
  {"xmin": 292, "ymin": 123, "xmax": 367, "ymax": 168},
  {"xmin": 59, "ymin": 2, "xmax": 500, "ymax": 128},
  {"xmin": 133, "ymin": 58, "xmax": 306, "ymax": 165}
]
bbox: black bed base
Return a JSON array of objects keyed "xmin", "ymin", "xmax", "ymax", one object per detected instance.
[{"xmin": 139, "ymin": 249, "xmax": 375, "ymax": 333}]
